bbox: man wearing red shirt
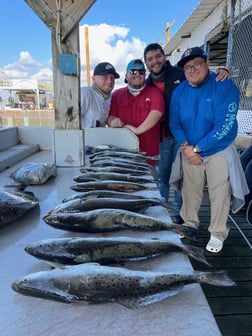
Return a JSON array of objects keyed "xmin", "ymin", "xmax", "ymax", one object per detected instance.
[{"xmin": 107, "ymin": 59, "xmax": 165, "ymax": 163}]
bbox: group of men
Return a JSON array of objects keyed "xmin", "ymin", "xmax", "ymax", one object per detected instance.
[{"xmin": 80, "ymin": 43, "xmax": 249, "ymax": 253}]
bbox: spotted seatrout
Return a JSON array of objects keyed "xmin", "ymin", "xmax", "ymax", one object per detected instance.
[
  {"xmin": 62, "ymin": 190, "xmax": 168, "ymax": 203},
  {"xmin": 73, "ymin": 172, "xmax": 156, "ymax": 184},
  {"xmin": 0, "ymin": 188, "xmax": 39, "ymax": 227},
  {"xmin": 43, "ymin": 208, "xmax": 198, "ymax": 240},
  {"xmin": 70, "ymin": 180, "xmax": 157, "ymax": 192},
  {"xmin": 46, "ymin": 197, "xmax": 172, "ymax": 215},
  {"xmin": 12, "ymin": 263, "xmax": 235, "ymax": 308},
  {"xmin": 24, "ymin": 236, "xmax": 210, "ymax": 266}
]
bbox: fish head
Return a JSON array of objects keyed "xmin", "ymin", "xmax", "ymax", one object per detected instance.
[
  {"xmin": 24, "ymin": 238, "xmax": 74, "ymax": 263},
  {"xmin": 11, "ymin": 269, "xmax": 77, "ymax": 303}
]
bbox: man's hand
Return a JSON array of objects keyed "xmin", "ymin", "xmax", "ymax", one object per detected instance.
[
  {"xmin": 216, "ymin": 68, "xmax": 230, "ymax": 81},
  {"xmin": 182, "ymin": 145, "xmax": 203, "ymax": 165},
  {"xmin": 110, "ymin": 117, "xmax": 124, "ymax": 127}
]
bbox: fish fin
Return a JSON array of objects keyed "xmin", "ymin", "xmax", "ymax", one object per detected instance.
[
  {"xmin": 197, "ymin": 270, "xmax": 236, "ymax": 287},
  {"xmin": 159, "ymin": 201, "xmax": 174, "ymax": 211},
  {"xmin": 117, "ymin": 287, "xmax": 182, "ymax": 309},
  {"xmin": 183, "ymin": 244, "xmax": 211, "ymax": 266}
]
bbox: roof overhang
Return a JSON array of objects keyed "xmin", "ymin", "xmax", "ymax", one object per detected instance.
[
  {"xmin": 25, "ymin": 0, "xmax": 96, "ymax": 41},
  {"xmin": 164, "ymin": 0, "xmax": 224, "ymax": 56}
]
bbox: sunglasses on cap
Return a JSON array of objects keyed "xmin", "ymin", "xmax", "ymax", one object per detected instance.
[{"xmin": 128, "ymin": 69, "xmax": 146, "ymax": 75}]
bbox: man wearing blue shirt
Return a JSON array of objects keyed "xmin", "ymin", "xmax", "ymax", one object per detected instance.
[{"xmin": 170, "ymin": 47, "xmax": 248, "ymax": 253}]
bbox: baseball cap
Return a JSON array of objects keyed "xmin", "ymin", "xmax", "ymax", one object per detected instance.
[
  {"xmin": 177, "ymin": 47, "xmax": 207, "ymax": 68},
  {"xmin": 126, "ymin": 59, "xmax": 145, "ymax": 72},
  {"xmin": 93, "ymin": 62, "xmax": 120, "ymax": 78}
]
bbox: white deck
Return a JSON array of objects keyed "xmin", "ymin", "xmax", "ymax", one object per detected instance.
[{"xmin": 0, "ymin": 150, "xmax": 221, "ymax": 336}]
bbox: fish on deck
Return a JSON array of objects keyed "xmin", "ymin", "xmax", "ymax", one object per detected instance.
[
  {"xmin": 73, "ymin": 172, "xmax": 156, "ymax": 184},
  {"xmin": 46, "ymin": 197, "xmax": 172, "ymax": 215},
  {"xmin": 70, "ymin": 180, "xmax": 157, "ymax": 192},
  {"xmin": 24, "ymin": 236, "xmax": 210, "ymax": 266},
  {"xmin": 89, "ymin": 158, "xmax": 157, "ymax": 175},
  {"xmin": 11, "ymin": 263, "xmax": 235, "ymax": 309},
  {"xmin": 0, "ymin": 187, "xmax": 39, "ymax": 228},
  {"xmin": 43, "ymin": 208, "xmax": 198, "ymax": 240},
  {"xmin": 62, "ymin": 190, "xmax": 169, "ymax": 203},
  {"xmin": 89, "ymin": 150, "xmax": 153, "ymax": 161},
  {"xmin": 90, "ymin": 157, "xmax": 153, "ymax": 170},
  {"xmin": 79, "ymin": 165, "xmax": 155, "ymax": 176}
]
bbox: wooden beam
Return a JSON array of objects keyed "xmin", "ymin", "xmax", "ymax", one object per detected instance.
[{"xmin": 25, "ymin": 0, "xmax": 96, "ymax": 41}]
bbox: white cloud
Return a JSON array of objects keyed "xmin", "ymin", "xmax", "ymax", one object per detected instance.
[
  {"xmin": 0, "ymin": 23, "xmax": 146, "ymax": 88},
  {"xmin": 80, "ymin": 23, "xmax": 146, "ymax": 87},
  {"xmin": 1, "ymin": 51, "xmax": 49, "ymax": 80},
  {"xmin": 31, "ymin": 68, "xmax": 53, "ymax": 81}
]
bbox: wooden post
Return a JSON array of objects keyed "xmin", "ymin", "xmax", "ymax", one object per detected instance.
[
  {"xmin": 85, "ymin": 26, "xmax": 91, "ymax": 86},
  {"xmin": 51, "ymin": 27, "xmax": 81, "ymax": 129},
  {"xmin": 24, "ymin": 0, "xmax": 97, "ymax": 130}
]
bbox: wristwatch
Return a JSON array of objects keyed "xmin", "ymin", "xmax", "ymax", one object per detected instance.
[{"xmin": 192, "ymin": 145, "xmax": 201, "ymax": 153}]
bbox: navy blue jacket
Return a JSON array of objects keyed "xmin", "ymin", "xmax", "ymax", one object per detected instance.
[{"xmin": 146, "ymin": 60, "xmax": 185, "ymax": 138}]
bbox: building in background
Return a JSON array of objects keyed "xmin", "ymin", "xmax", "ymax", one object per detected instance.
[
  {"xmin": 0, "ymin": 78, "xmax": 53, "ymax": 110},
  {"xmin": 164, "ymin": 0, "xmax": 252, "ymax": 133}
]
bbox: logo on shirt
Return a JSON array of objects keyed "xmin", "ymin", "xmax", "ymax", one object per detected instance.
[{"xmin": 228, "ymin": 102, "xmax": 237, "ymax": 113}]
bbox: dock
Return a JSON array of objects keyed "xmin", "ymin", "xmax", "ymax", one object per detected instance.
[{"xmin": 179, "ymin": 189, "xmax": 252, "ymax": 336}]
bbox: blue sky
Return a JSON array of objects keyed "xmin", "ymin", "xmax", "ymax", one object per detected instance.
[{"xmin": 0, "ymin": 0, "xmax": 200, "ymax": 87}]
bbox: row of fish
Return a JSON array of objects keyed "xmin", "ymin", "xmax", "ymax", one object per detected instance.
[
  {"xmin": 12, "ymin": 146, "xmax": 235, "ymax": 308},
  {"xmin": 43, "ymin": 150, "xmax": 196, "ymax": 239}
]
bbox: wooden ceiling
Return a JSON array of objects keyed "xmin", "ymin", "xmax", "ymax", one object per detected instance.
[{"xmin": 25, "ymin": 0, "xmax": 96, "ymax": 41}]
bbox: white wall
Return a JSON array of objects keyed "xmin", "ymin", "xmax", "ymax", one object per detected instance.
[{"xmin": 168, "ymin": 0, "xmax": 228, "ymax": 65}]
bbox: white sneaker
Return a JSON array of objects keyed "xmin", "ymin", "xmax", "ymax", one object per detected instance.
[{"xmin": 206, "ymin": 236, "xmax": 223, "ymax": 253}]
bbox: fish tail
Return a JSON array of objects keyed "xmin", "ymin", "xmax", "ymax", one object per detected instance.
[
  {"xmin": 197, "ymin": 270, "xmax": 236, "ymax": 287},
  {"xmin": 148, "ymin": 186, "xmax": 158, "ymax": 191},
  {"xmin": 178, "ymin": 225, "xmax": 198, "ymax": 240},
  {"xmin": 161, "ymin": 201, "xmax": 175, "ymax": 211},
  {"xmin": 182, "ymin": 245, "xmax": 210, "ymax": 266}
]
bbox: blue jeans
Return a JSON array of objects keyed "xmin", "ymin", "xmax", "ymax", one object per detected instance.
[{"xmin": 158, "ymin": 138, "xmax": 182, "ymax": 216}]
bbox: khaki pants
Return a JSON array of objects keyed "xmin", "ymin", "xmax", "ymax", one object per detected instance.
[{"xmin": 180, "ymin": 153, "xmax": 231, "ymax": 241}]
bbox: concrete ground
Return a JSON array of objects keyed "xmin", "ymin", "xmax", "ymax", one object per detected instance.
[{"xmin": 0, "ymin": 150, "xmax": 221, "ymax": 336}]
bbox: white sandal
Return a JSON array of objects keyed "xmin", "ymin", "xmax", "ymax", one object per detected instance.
[{"xmin": 206, "ymin": 236, "xmax": 223, "ymax": 253}]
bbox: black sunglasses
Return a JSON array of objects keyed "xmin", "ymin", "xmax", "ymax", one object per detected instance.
[{"xmin": 128, "ymin": 69, "xmax": 146, "ymax": 75}]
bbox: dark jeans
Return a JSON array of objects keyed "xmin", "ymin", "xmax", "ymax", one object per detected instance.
[
  {"xmin": 240, "ymin": 145, "xmax": 252, "ymax": 204},
  {"xmin": 158, "ymin": 137, "xmax": 182, "ymax": 215}
]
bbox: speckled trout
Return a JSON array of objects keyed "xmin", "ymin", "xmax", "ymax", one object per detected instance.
[
  {"xmin": 62, "ymin": 190, "xmax": 169, "ymax": 204},
  {"xmin": 79, "ymin": 165, "xmax": 159, "ymax": 178},
  {"xmin": 89, "ymin": 149, "xmax": 152, "ymax": 161},
  {"xmin": 43, "ymin": 208, "xmax": 198, "ymax": 240},
  {"xmin": 12, "ymin": 263, "xmax": 235, "ymax": 308},
  {"xmin": 0, "ymin": 188, "xmax": 39, "ymax": 227},
  {"xmin": 24, "ymin": 236, "xmax": 210, "ymax": 266},
  {"xmin": 73, "ymin": 172, "xmax": 156, "ymax": 184},
  {"xmin": 70, "ymin": 180, "xmax": 157, "ymax": 192},
  {"xmin": 46, "ymin": 197, "xmax": 172, "ymax": 215}
]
